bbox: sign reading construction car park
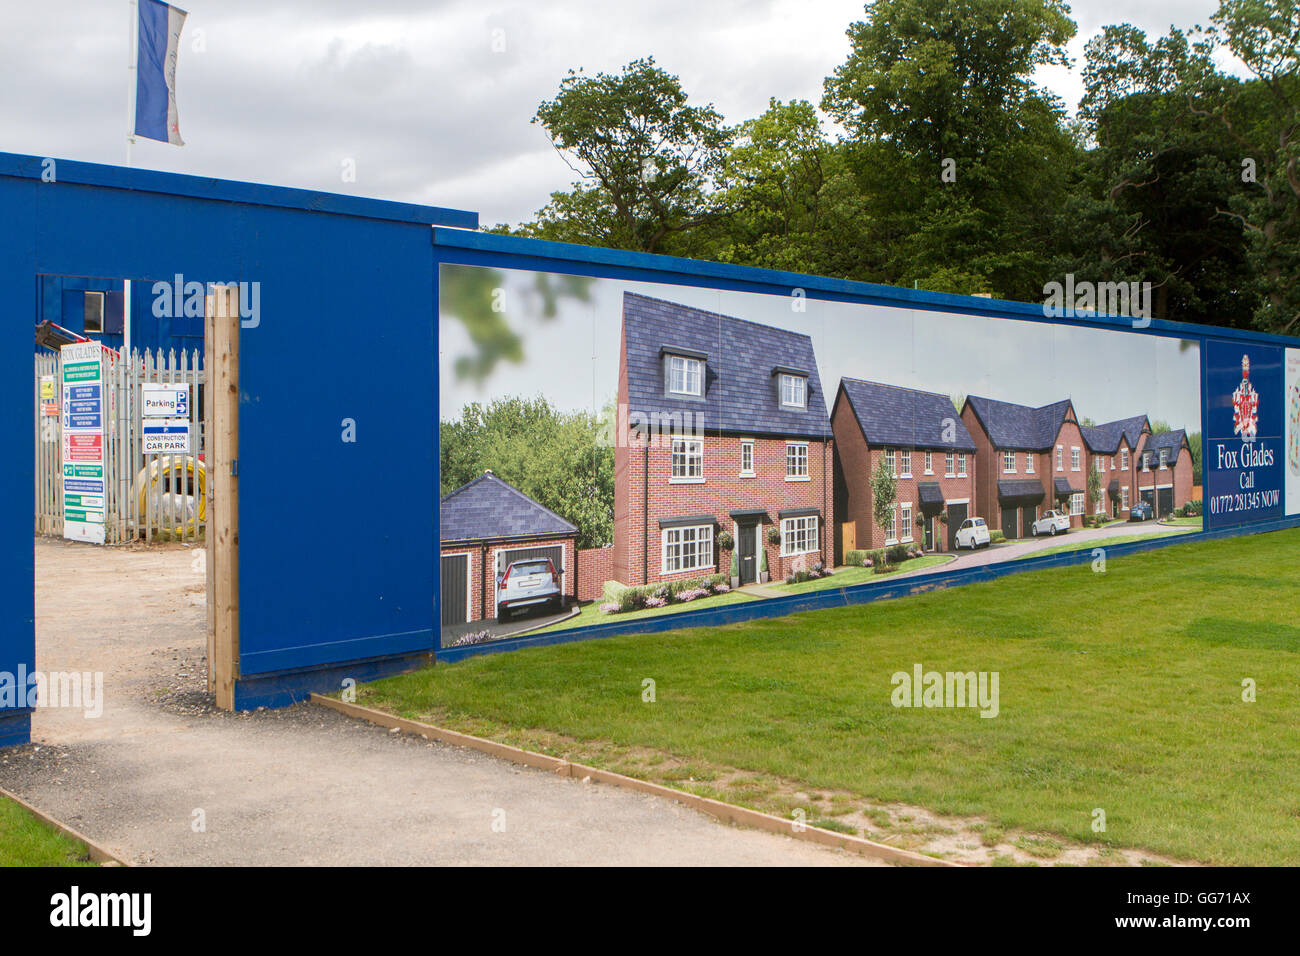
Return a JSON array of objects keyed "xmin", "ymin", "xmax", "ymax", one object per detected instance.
[
  {"xmin": 142, "ymin": 418, "xmax": 191, "ymax": 454},
  {"xmin": 59, "ymin": 341, "xmax": 106, "ymax": 545}
]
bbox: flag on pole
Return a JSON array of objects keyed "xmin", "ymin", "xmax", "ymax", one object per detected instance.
[{"xmin": 134, "ymin": 0, "xmax": 188, "ymax": 145}]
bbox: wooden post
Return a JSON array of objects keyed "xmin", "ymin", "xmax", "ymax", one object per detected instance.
[{"xmin": 207, "ymin": 285, "xmax": 239, "ymax": 710}]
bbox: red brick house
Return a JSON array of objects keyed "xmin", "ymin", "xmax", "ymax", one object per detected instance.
[
  {"xmin": 1134, "ymin": 428, "xmax": 1195, "ymax": 517},
  {"xmin": 1081, "ymin": 415, "xmax": 1151, "ymax": 518},
  {"xmin": 831, "ymin": 378, "xmax": 977, "ymax": 554},
  {"xmin": 439, "ymin": 471, "xmax": 578, "ymax": 625},
  {"xmin": 961, "ymin": 395, "xmax": 1090, "ymax": 535},
  {"xmin": 613, "ymin": 292, "xmax": 832, "ymax": 587}
]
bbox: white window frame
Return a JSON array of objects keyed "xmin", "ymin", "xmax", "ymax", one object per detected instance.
[
  {"xmin": 779, "ymin": 373, "xmax": 807, "ymax": 409},
  {"xmin": 780, "ymin": 515, "xmax": 819, "ymax": 557},
  {"xmin": 667, "ymin": 355, "xmax": 702, "ymax": 397},
  {"xmin": 924, "ymin": 451, "xmax": 933, "ymax": 475},
  {"xmin": 1056, "ymin": 445, "xmax": 1064, "ymax": 471},
  {"xmin": 884, "ymin": 507, "xmax": 898, "ymax": 545},
  {"xmin": 1121, "ymin": 486, "xmax": 1130, "ymax": 510},
  {"xmin": 1026, "ymin": 453, "xmax": 1035, "ymax": 474},
  {"xmin": 1071, "ymin": 446, "xmax": 1081, "ymax": 471},
  {"xmin": 83, "ymin": 291, "xmax": 105, "ymax": 334},
  {"xmin": 1069, "ymin": 492, "xmax": 1084, "ymax": 516},
  {"xmin": 899, "ymin": 450, "xmax": 912, "ymax": 478},
  {"xmin": 739, "ymin": 439, "xmax": 755, "ymax": 477},
  {"xmin": 785, "ymin": 441, "xmax": 809, "ymax": 481},
  {"xmin": 670, "ymin": 437, "xmax": 704, "ymax": 483},
  {"xmin": 1003, "ymin": 450, "xmax": 1016, "ymax": 474},
  {"xmin": 662, "ymin": 524, "xmax": 714, "ymax": 573},
  {"xmin": 884, "ymin": 448, "xmax": 896, "ymax": 477},
  {"xmin": 900, "ymin": 502, "xmax": 913, "ymax": 543},
  {"xmin": 1159, "ymin": 448, "xmax": 1169, "ymax": 469},
  {"xmin": 957, "ymin": 454, "xmax": 967, "ymax": 477},
  {"xmin": 944, "ymin": 452, "xmax": 955, "ymax": 477},
  {"xmin": 1121, "ymin": 448, "xmax": 1129, "ymax": 470}
]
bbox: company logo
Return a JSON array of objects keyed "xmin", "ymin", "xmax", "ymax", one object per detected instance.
[{"xmin": 1232, "ymin": 354, "xmax": 1259, "ymax": 440}]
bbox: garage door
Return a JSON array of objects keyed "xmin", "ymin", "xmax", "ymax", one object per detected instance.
[
  {"xmin": 1157, "ymin": 487, "xmax": 1174, "ymax": 517},
  {"xmin": 440, "ymin": 553, "xmax": 468, "ymax": 626},
  {"xmin": 947, "ymin": 503, "xmax": 967, "ymax": 551},
  {"xmin": 1000, "ymin": 505, "xmax": 1020, "ymax": 539}
]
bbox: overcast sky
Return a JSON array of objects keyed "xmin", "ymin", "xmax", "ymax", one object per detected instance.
[{"xmin": 1, "ymin": 0, "xmax": 1240, "ymax": 227}]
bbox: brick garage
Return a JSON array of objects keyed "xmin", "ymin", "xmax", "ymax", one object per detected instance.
[{"xmin": 439, "ymin": 471, "xmax": 577, "ymax": 625}]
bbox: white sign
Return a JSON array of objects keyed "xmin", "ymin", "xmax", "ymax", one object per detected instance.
[
  {"xmin": 142, "ymin": 383, "xmax": 191, "ymax": 418},
  {"xmin": 143, "ymin": 418, "xmax": 191, "ymax": 454}
]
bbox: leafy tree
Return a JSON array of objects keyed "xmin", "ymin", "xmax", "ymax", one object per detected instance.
[
  {"xmin": 530, "ymin": 58, "xmax": 733, "ymax": 253},
  {"xmin": 440, "ymin": 396, "xmax": 614, "ymax": 549},
  {"xmin": 871, "ymin": 459, "xmax": 898, "ymax": 532}
]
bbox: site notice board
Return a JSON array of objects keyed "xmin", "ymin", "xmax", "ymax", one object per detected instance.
[{"xmin": 60, "ymin": 341, "xmax": 107, "ymax": 544}]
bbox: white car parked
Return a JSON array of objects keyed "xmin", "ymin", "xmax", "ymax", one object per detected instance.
[
  {"xmin": 954, "ymin": 516, "xmax": 990, "ymax": 549},
  {"xmin": 1030, "ymin": 510, "xmax": 1070, "ymax": 536}
]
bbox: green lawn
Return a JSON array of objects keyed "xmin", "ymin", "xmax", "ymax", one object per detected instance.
[
  {"xmin": 1160, "ymin": 516, "xmax": 1204, "ymax": 528},
  {"xmin": 0, "ymin": 795, "xmax": 97, "ymax": 866},
  {"xmin": 364, "ymin": 528, "xmax": 1300, "ymax": 865},
  {"xmin": 1015, "ymin": 528, "xmax": 1195, "ymax": 560},
  {"xmin": 532, "ymin": 588, "xmax": 759, "ymax": 635},
  {"xmin": 772, "ymin": 556, "xmax": 953, "ymax": 594}
]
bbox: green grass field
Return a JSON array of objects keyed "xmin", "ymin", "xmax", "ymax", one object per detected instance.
[
  {"xmin": 1015, "ymin": 527, "xmax": 1196, "ymax": 559},
  {"xmin": 0, "ymin": 795, "xmax": 97, "ymax": 867},
  {"xmin": 532, "ymin": 588, "xmax": 759, "ymax": 634},
  {"xmin": 363, "ymin": 528, "xmax": 1300, "ymax": 865},
  {"xmin": 772, "ymin": 556, "xmax": 952, "ymax": 594}
]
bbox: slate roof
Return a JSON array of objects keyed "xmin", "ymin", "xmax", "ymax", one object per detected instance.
[
  {"xmin": 621, "ymin": 292, "xmax": 830, "ymax": 439},
  {"xmin": 998, "ymin": 479, "xmax": 1047, "ymax": 503},
  {"xmin": 440, "ymin": 472, "xmax": 577, "ymax": 544},
  {"xmin": 964, "ymin": 395, "xmax": 1074, "ymax": 451},
  {"xmin": 837, "ymin": 378, "xmax": 976, "ymax": 452},
  {"xmin": 917, "ymin": 481, "xmax": 946, "ymax": 513},
  {"xmin": 1144, "ymin": 429, "xmax": 1188, "ymax": 463},
  {"xmin": 1080, "ymin": 415, "xmax": 1149, "ymax": 454},
  {"xmin": 1054, "ymin": 477, "xmax": 1082, "ymax": 497}
]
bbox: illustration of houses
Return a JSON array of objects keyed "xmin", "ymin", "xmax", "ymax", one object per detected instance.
[
  {"xmin": 1134, "ymin": 428, "xmax": 1195, "ymax": 517},
  {"xmin": 612, "ymin": 292, "xmax": 832, "ymax": 587},
  {"xmin": 961, "ymin": 395, "xmax": 1089, "ymax": 536},
  {"xmin": 1081, "ymin": 415, "xmax": 1151, "ymax": 518},
  {"xmin": 831, "ymin": 378, "xmax": 977, "ymax": 554},
  {"xmin": 439, "ymin": 471, "xmax": 578, "ymax": 625}
]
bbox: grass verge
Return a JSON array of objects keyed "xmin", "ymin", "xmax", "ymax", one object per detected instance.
[{"xmin": 0, "ymin": 794, "xmax": 98, "ymax": 866}]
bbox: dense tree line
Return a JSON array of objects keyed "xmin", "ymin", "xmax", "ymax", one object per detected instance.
[{"xmin": 498, "ymin": 0, "xmax": 1298, "ymax": 334}]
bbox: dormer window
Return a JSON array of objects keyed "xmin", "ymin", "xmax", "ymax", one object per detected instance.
[
  {"xmin": 661, "ymin": 346, "xmax": 706, "ymax": 398},
  {"xmin": 779, "ymin": 373, "xmax": 806, "ymax": 409}
]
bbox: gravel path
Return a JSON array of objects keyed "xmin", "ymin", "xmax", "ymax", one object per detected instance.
[{"xmin": 1, "ymin": 539, "xmax": 874, "ymax": 866}]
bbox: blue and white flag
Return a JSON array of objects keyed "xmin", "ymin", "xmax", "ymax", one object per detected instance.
[{"xmin": 134, "ymin": 0, "xmax": 188, "ymax": 145}]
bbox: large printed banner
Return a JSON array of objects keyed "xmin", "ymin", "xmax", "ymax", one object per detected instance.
[
  {"xmin": 1204, "ymin": 341, "xmax": 1284, "ymax": 529},
  {"xmin": 60, "ymin": 341, "xmax": 107, "ymax": 545},
  {"xmin": 436, "ymin": 264, "xmax": 1207, "ymax": 647}
]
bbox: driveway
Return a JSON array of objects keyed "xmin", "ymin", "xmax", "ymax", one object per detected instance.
[
  {"xmin": 1, "ymin": 539, "xmax": 872, "ymax": 866},
  {"xmin": 907, "ymin": 520, "xmax": 1194, "ymax": 575}
]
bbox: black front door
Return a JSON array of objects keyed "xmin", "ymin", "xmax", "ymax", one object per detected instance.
[
  {"xmin": 924, "ymin": 517, "xmax": 934, "ymax": 551},
  {"xmin": 946, "ymin": 503, "xmax": 967, "ymax": 551},
  {"xmin": 738, "ymin": 524, "xmax": 757, "ymax": 585}
]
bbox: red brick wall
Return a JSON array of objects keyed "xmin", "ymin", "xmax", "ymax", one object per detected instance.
[
  {"xmin": 831, "ymin": 399, "xmax": 974, "ymax": 554},
  {"xmin": 962, "ymin": 404, "xmax": 1000, "ymax": 527},
  {"xmin": 1135, "ymin": 443, "xmax": 1194, "ymax": 516},
  {"xmin": 614, "ymin": 430, "xmax": 832, "ymax": 585},
  {"xmin": 576, "ymin": 545, "xmax": 615, "ymax": 601}
]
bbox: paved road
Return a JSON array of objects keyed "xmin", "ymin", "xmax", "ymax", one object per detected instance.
[{"xmin": 1, "ymin": 540, "xmax": 871, "ymax": 866}]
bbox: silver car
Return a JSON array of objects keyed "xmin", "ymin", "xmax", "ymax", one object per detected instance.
[{"xmin": 496, "ymin": 557, "xmax": 563, "ymax": 620}]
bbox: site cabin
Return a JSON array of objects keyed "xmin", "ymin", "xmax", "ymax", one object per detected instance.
[
  {"xmin": 1134, "ymin": 429, "xmax": 1196, "ymax": 518},
  {"xmin": 439, "ymin": 471, "xmax": 578, "ymax": 627},
  {"xmin": 831, "ymin": 378, "xmax": 977, "ymax": 556},
  {"xmin": 612, "ymin": 292, "xmax": 832, "ymax": 588},
  {"xmin": 961, "ymin": 396, "xmax": 1090, "ymax": 537},
  {"xmin": 1081, "ymin": 415, "xmax": 1151, "ymax": 519}
]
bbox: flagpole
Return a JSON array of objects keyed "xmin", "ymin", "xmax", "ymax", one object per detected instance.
[{"xmin": 124, "ymin": 0, "xmax": 135, "ymax": 359}]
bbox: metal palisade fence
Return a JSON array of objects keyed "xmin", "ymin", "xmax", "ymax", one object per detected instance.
[{"xmin": 35, "ymin": 347, "xmax": 207, "ymax": 544}]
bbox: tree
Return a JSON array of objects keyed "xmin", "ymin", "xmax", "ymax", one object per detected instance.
[
  {"xmin": 530, "ymin": 58, "xmax": 733, "ymax": 254},
  {"xmin": 1087, "ymin": 460, "xmax": 1103, "ymax": 515},
  {"xmin": 440, "ymin": 396, "xmax": 614, "ymax": 549},
  {"xmin": 871, "ymin": 459, "xmax": 898, "ymax": 536}
]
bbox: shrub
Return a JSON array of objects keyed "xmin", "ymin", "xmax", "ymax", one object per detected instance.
[
  {"xmin": 887, "ymin": 544, "xmax": 910, "ymax": 564},
  {"xmin": 766, "ymin": 527, "xmax": 782, "ymax": 546},
  {"xmin": 714, "ymin": 582, "xmax": 730, "ymax": 593},
  {"xmin": 1183, "ymin": 499, "xmax": 1203, "ymax": 516},
  {"xmin": 715, "ymin": 531, "xmax": 734, "ymax": 552},
  {"xmin": 675, "ymin": 587, "xmax": 710, "ymax": 602},
  {"xmin": 709, "ymin": 572, "xmax": 727, "ymax": 589},
  {"xmin": 643, "ymin": 596, "xmax": 667, "ymax": 608},
  {"xmin": 990, "ymin": 530, "xmax": 1006, "ymax": 543},
  {"xmin": 451, "ymin": 629, "xmax": 494, "ymax": 647}
]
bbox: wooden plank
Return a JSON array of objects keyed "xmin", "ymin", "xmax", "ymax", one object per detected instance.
[{"xmin": 208, "ymin": 286, "xmax": 239, "ymax": 710}]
